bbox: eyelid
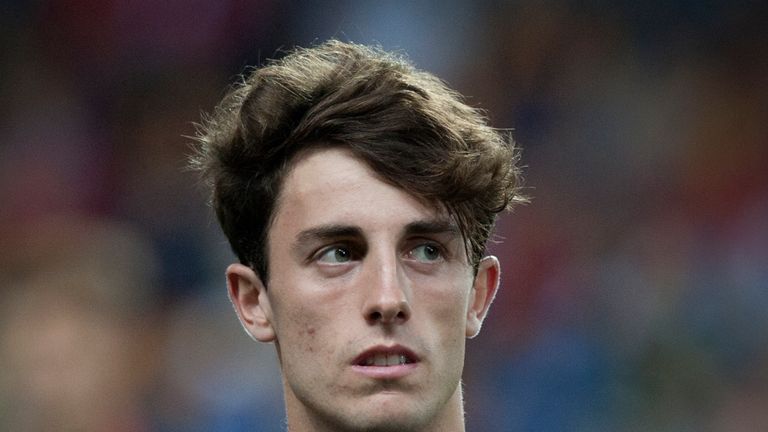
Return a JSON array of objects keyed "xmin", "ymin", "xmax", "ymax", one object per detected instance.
[
  {"xmin": 311, "ymin": 242, "xmax": 363, "ymax": 264},
  {"xmin": 312, "ymin": 244, "xmax": 342, "ymax": 262},
  {"xmin": 405, "ymin": 239, "xmax": 448, "ymax": 261}
]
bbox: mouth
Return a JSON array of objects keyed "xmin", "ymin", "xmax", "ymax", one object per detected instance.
[{"xmin": 352, "ymin": 345, "xmax": 419, "ymax": 367}]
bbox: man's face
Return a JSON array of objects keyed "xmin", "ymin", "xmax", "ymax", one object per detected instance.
[{"xmin": 228, "ymin": 148, "xmax": 499, "ymax": 432}]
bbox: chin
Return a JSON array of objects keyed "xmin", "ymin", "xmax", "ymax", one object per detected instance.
[
  {"xmin": 342, "ymin": 414, "xmax": 429, "ymax": 432},
  {"xmin": 318, "ymin": 398, "xmax": 434, "ymax": 432}
]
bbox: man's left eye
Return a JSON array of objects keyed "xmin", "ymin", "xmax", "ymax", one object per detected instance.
[{"xmin": 408, "ymin": 244, "xmax": 442, "ymax": 262}]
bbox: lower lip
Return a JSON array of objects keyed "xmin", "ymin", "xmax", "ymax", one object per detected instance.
[{"xmin": 351, "ymin": 363, "xmax": 419, "ymax": 379}]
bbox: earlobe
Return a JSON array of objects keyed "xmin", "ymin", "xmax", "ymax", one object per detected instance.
[
  {"xmin": 226, "ymin": 263, "xmax": 276, "ymax": 343},
  {"xmin": 466, "ymin": 256, "xmax": 501, "ymax": 338}
]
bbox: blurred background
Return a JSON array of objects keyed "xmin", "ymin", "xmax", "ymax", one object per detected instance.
[{"xmin": 1, "ymin": 1, "xmax": 767, "ymax": 430}]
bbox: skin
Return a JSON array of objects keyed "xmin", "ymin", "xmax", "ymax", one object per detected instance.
[{"xmin": 227, "ymin": 147, "xmax": 500, "ymax": 432}]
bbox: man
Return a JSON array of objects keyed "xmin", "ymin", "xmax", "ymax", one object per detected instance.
[{"xmin": 191, "ymin": 40, "xmax": 525, "ymax": 432}]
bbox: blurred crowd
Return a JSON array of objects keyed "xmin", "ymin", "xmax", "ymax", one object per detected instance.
[{"xmin": 1, "ymin": 1, "xmax": 766, "ymax": 431}]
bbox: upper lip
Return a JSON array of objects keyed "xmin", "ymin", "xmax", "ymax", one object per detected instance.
[{"xmin": 352, "ymin": 344, "xmax": 420, "ymax": 366}]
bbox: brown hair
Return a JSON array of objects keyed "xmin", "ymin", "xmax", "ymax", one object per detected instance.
[{"xmin": 191, "ymin": 40, "xmax": 525, "ymax": 281}]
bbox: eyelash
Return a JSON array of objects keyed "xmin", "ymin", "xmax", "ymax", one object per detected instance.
[
  {"xmin": 408, "ymin": 241, "xmax": 447, "ymax": 261},
  {"xmin": 311, "ymin": 240, "xmax": 448, "ymax": 264},
  {"xmin": 312, "ymin": 243, "xmax": 362, "ymax": 264}
]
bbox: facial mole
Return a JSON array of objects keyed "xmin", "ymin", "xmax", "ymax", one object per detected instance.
[{"xmin": 306, "ymin": 326, "xmax": 316, "ymax": 335}]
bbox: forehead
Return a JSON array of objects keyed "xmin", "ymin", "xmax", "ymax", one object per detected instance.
[{"xmin": 271, "ymin": 147, "xmax": 444, "ymax": 237}]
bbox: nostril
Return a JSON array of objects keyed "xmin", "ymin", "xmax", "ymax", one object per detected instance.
[{"xmin": 367, "ymin": 309, "xmax": 409, "ymax": 323}]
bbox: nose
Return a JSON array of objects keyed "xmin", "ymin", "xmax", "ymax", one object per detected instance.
[{"xmin": 362, "ymin": 255, "xmax": 411, "ymax": 325}]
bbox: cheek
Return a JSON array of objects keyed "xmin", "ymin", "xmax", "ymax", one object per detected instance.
[
  {"xmin": 296, "ymin": 324, "xmax": 318, "ymax": 352},
  {"xmin": 416, "ymin": 269, "xmax": 473, "ymax": 315},
  {"xmin": 270, "ymin": 288, "xmax": 341, "ymax": 363},
  {"xmin": 418, "ymin": 280, "xmax": 472, "ymax": 341},
  {"xmin": 275, "ymin": 304, "xmax": 321, "ymax": 352}
]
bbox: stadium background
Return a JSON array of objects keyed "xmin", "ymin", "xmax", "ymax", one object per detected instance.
[{"xmin": 1, "ymin": 1, "xmax": 767, "ymax": 430}]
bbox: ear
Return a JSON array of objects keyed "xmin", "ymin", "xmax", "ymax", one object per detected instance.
[
  {"xmin": 226, "ymin": 263, "xmax": 276, "ymax": 343},
  {"xmin": 465, "ymin": 255, "xmax": 501, "ymax": 338}
]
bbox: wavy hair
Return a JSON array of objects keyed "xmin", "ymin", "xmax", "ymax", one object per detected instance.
[{"xmin": 191, "ymin": 40, "xmax": 526, "ymax": 281}]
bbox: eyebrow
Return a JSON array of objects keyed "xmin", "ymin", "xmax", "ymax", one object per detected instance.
[
  {"xmin": 291, "ymin": 218, "xmax": 461, "ymax": 258},
  {"xmin": 402, "ymin": 219, "xmax": 460, "ymax": 238},
  {"xmin": 295, "ymin": 224, "xmax": 364, "ymax": 245}
]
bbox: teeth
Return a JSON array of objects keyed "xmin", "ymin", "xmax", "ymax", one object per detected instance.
[{"xmin": 364, "ymin": 353, "xmax": 409, "ymax": 366}]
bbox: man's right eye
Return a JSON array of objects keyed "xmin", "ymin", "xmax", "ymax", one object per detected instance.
[{"xmin": 316, "ymin": 246, "xmax": 353, "ymax": 264}]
